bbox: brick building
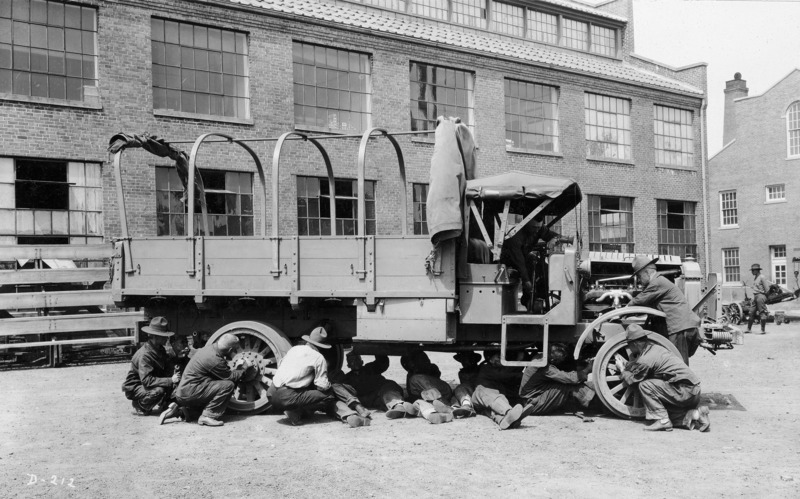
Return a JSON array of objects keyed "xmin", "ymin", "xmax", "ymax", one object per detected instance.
[
  {"xmin": 708, "ymin": 70, "xmax": 800, "ymax": 290},
  {"xmin": 0, "ymin": 0, "xmax": 708, "ymax": 268}
]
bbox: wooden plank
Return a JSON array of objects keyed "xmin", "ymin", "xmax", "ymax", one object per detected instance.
[
  {"xmin": 0, "ymin": 268, "xmax": 109, "ymax": 286},
  {"xmin": 136, "ymin": 258, "xmax": 194, "ymax": 276},
  {"xmin": 0, "ymin": 312, "xmax": 144, "ymax": 336},
  {"xmin": 204, "ymin": 239, "xmax": 273, "ymax": 259},
  {"xmin": 0, "ymin": 336, "xmax": 136, "ymax": 350},
  {"xmin": 0, "ymin": 289, "xmax": 113, "ymax": 310},
  {"xmin": 299, "ymin": 238, "xmax": 360, "ymax": 259},
  {"xmin": 0, "ymin": 244, "xmax": 113, "ymax": 260},
  {"xmin": 204, "ymin": 275, "xmax": 292, "ymax": 292},
  {"xmin": 128, "ymin": 239, "xmax": 187, "ymax": 257}
]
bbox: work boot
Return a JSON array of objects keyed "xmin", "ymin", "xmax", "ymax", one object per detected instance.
[
  {"xmin": 431, "ymin": 400, "xmax": 453, "ymax": 414},
  {"xmin": 385, "ymin": 403, "xmax": 407, "ymax": 419},
  {"xmin": 345, "ymin": 414, "xmax": 371, "ymax": 428},
  {"xmin": 499, "ymin": 404, "xmax": 524, "ymax": 430},
  {"xmin": 452, "ymin": 404, "xmax": 476, "ymax": 419},
  {"xmin": 509, "ymin": 403, "xmax": 536, "ymax": 429},
  {"xmin": 403, "ymin": 401, "xmax": 419, "ymax": 417},
  {"xmin": 759, "ymin": 319, "xmax": 767, "ymax": 334},
  {"xmin": 643, "ymin": 418, "xmax": 673, "ymax": 431},
  {"xmin": 284, "ymin": 410, "xmax": 304, "ymax": 426},
  {"xmin": 695, "ymin": 406, "xmax": 711, "ymax": 432},
  {"xmin": 158, "ymin": 402, "xmax": 181, "ymax": 425},
  {"xmin": 197, "ymin": 415, "xmax": 224, "ymax": 427},
  {"xmin": 424, "ymin": 412, "xmax": 453, "ymax": 424},
  {"xmin": 131, "ymin": 400, "xmax": 149, "ymax": 416}
]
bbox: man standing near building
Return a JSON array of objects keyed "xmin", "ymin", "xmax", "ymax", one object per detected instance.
[
  {"xmin": 617, "ymin": 325, "xmax": 710, "ymax": 432},
  {"xmin": 174, "ymin": 333, "xmax": 255, "ymax": 427},
  {"xmin": 518, "ymin": 343, "xmax": 596, "ymax": 415},
  {"xmin": 122, "ymin": 317, "xmax": 180, "ymax": 417},
  {"xmin": 747, "ymin": 263, "xmax": 771, "ymax": 334},
  {"xmin": 627, "ymin": 256, "xmax": 701, "ymax": 365}
]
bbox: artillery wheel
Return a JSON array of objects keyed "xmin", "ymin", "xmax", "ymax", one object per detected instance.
[
  {"xmin": 592, "ymin": 330, "xmax": 681, "ymax": 419},
  {"xmin": 722, "ymin": 303, "xmax": 743, "ymax": 325},
  {"xmin": 208, "ymin": 321, "xmax": 292, "ymax": 415}
]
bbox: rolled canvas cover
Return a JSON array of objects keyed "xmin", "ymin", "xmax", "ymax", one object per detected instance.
[{"xmin": 426, "ymin": 117, "xmax": 477, "ymax": 244}]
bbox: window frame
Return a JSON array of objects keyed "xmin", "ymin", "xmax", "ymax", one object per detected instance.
[
  {"xmin": 412, "ymin": 182, "xmax": 428, "ymax": 235},
  {"xmin": 584, "ymin": 92, "xmax": 632, "ymax": 161},
  {"xmin": 587, "ymin": 194, "xmax": 635, "ymax": 253},
  {"xmin": 771, "ymin": 245, "xmax": 787, "ymax": 286},
  {"xmin": 765, "ymin": 184, "xmax": 786, "ymax": 203},
  {"xmin": 722, "ymin": 247, "xmax": 740, "ymax": 284},
  {"xmin": 409, "ymin": 60, "xmax": 475, "ymax": 133},
  {"xmin": 656, "ymin": 199, "xmax": 697, "ymax": 259},
  {"xmin": 654, "ymin": 104, "xmax": 695, "ymax": 168},
  {"xmin": 719, "ymin": 190, "xmax": 738, "ymax": 228},
  {"xmin": 504, "ymin": 78, "xmax": 559, "ymax": 153},
  {"xmin": 787, "ymin": 101, "xmax": 800, "ymax": 158},
  {"xmin": 296, "ymin": 175, "xmax": 377, "ymax": 236}
]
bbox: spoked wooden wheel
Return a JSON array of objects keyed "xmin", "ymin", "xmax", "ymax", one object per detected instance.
[
  {"xmin": 208, "ymin": 321, "xmax": 291, "ymax": 415},
  {"xmin": 593, "ymin": 330, "xmax": 681, "ymax": 419}
]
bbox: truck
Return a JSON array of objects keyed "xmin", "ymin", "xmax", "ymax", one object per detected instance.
[{"xmin": 109, "ymin": 123, "xmax": 734, "ymax": 419}]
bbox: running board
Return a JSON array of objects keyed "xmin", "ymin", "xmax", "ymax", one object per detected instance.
[{"xmin": 500, "ymin": 314, "xmax": 548, "ymax": 367}]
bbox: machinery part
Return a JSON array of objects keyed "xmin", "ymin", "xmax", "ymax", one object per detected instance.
[
  {"xmin": 208, "ymin": 321, "xmax": 292, "ymax": 415},
  {"xmin": 572, "ymin": 306, "xmax": 666, "ymax": 361},
  {"xmin": 721, "ymin": 302, "xmax": 743, "ymax": 325},
  {"xmin": 592, "ymin": 332, "xmax": 680, "ymax": 419}
]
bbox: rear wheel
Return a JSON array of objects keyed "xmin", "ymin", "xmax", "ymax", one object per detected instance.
[{"xmin": 208, "ymin": 321, "xmax": 292, "ymax": 415}]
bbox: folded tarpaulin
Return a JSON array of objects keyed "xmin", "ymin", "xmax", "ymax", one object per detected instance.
[{"xmin": 426, "ymin": 118, "xmax": 477, "ymax": 244}]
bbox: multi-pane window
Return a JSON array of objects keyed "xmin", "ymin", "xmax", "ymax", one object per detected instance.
[
  {"xmin": 491, "ymin": 2, "xmax": 524, "ymax": 37},
  {"xmin": 788, "ymin": 101, "xmax": 800, "ymax": 157},
  {"xmin": 452, "ymin": 0, "xmax": 486, "ymax": 29},
  {"xmin": 719, "ymin": 190, "xmax": 738, "ymax": 227},
  {"xmin": 0, "ymin": 0, "xmax": 97, "ymax": 101},
  {"xmin": 505, "ymin": 79, "xmax": 559, "ymax": 152},
  {"xmin": 585, "ymin": 93, "xmax": 631, "ymax": 160},
  {"xmin": 654, "ymin": 105, "xmax": 694, "ymax": 167},
  {"xmin": 410, "ymin": 0, "xmax": 448, "ymax": 20},
  {"xmin": 292, "ymin": 41, "xmax": 371, "ymax": 132},
  {"xmin": 528, "ymin": 10, "xmax": 558, "ymax": 44},
  {"xmin": 771, "ymin": 245, "xmax": 787, "ymax": 286},
  {"xmin": 155, "ymin": 167, "xmax": 253, "ymax": 237},
  {"xmin": 722, "ymin": 248, "xmax": 740, "ymax": 284},
  {"xmin": 360, "ymin": 0, "xmax": 408, "ymax": 9},
  {"xmin": 151, "ymin": 18, "xmax": 249, "ymax": 118},
  {"xmin": 587, "ymin": 195, "xmax": 634, "ymax": 253},
  {"xmin": 412, "ymin": 183, "xmax": 428, "ymax": 235},
  {"xmin": 657, "ymin": 200, "xmax": 697, "ymax": 258},
  {"xmin": 0, "ymin": 157, "xmax": 102, "ymax": 245},
  {"xmin": 766, "ymin": 184, "xmax": 786, "ymax": 202},
  {"xmin": 297, "ymin": 176, "xmax": 376, "ymax": 236},
  {"xmin": 410, "ymin": 61, "xmax": 474, "ymax": 132},
  {"xmin": 561, "ymin": 18, "xmax": 588, "ymax": 51},
  {"xmin": 590, "ymin": 25, "xmax": 616, "ymax": 56}
]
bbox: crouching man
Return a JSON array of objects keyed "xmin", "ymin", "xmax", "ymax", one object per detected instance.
[
  {"xmin": 122, "ymin": 317, "xmax": 180, "ymax": 417},
  {"xmin": 173, "ymin": 333, "xmax": 254, "ymax": 427},
  {"xmin": 518, "ymin": 343, "xmax": 596, "ymax": 415},
  {"xmin": 619, "ymin": 325, "xmax": 710, "ymax": 432},
  {"xmin": 267, "ymin": 327, "xmax": 370, "ymax": 428}
]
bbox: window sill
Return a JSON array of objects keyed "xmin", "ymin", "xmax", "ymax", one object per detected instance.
[
  {"xmin": 786, "ymin": 156, "xmax": 800, "ymax": 161},
  {"xmin": 154, "ymin": 109, "xmax": 254, "ymax": 126},
  {"xmin": 719, "ymin": 225, "xmax": 739, "ymax": 230},
  {"xmin": 765, "ymin": 199, "xmax": 787, "ymax": 205},
  {"xmin": 655, "ymin": 164, "xmax": 698, "ymax": 172},
  {"xmin": 506, "ymin": 147, "xmax": 563, "ymax": 158},
  {"xmin": 0, "ymin": 92, "xmax": 102, "ymax": 110},
  {"xmin": 586, "ymin": 156, "xmax": 634, "ymax": 166}
]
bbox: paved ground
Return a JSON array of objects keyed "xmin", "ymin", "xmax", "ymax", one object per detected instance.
[{"xmin": 1, "ymin": 323, "xmax": 799, "ymax": 498}]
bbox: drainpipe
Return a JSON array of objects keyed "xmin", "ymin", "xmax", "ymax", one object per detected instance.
[{"xmin": 700, "ymin": 97, "xmax": 710, "ymax": 275}]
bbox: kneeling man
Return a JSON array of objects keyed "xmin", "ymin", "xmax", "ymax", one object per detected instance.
[{"xmin": 122, "ymin": 317, "xmax": 180, "ymax": 416}]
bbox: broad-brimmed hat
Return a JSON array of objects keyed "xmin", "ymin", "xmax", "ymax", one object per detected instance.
[
  {"xmin": 625, "ymin": 324, "xmax": 652, "ymax": 342},
  {"xmin": 453, "ymin": 351, "xmax": 481, "ymax": 365},
  {"xmin": 750, "ymin": 263, "xmax": 762, "ymax": 271},
  {"xmin": 142, "ymin": 316, "xmax": 174, "ymax": 337},
  {"xmin": 631, "ymin": 255, "xmax": 659, "ymax": 276},
  {"xmin": 302, "ymin": 326, "xmax": 331, "ymax": 349}
]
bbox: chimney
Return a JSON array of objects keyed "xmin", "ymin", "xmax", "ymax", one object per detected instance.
[{"xmin": 723, "ymin": 72, "xmax": 748, "ymax": 145}]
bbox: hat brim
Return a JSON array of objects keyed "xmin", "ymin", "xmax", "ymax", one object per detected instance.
[
  {"xmin": 301, "ymin": 334, "xmax": 331, "ymax": 349},
  {"xmin": 142, "ymin": 326, "xmax": 174, "ymax": 337},
  {"xmin": 631, "ymin": 257, "xmax": 659, "ymax": 277}
]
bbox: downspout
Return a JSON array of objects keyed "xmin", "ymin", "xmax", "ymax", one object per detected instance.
[{"xmin": 700, "ymin": 97, "xmax": 710, "ymax": 274}]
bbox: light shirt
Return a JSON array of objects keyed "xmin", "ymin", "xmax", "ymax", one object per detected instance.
[
  {"xmin": 272, "ymin": 345, "xmax": 331, "ymax": 391},
  {"xmin": 751, "ymin": 274, "xmax": 771, "ymax": 295}
]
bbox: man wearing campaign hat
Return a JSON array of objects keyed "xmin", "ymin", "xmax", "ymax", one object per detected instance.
[
  {"xmin": 617, "ymin": 325, "xmax": 710, "ymax": 432},
  {"xmin": 122, "ymin": 316, "xmax": 181, "ymax": 416},
  {"xmin": 267, "ymin": 326, "xmax": 370, "ymax": 428},
  {"xmin": 627, "ymin": 255, "xmax": 701, "ymax": 365},
  {"xmin": 747, "ymin": 263, "xmax": 771, "ymax": 334}
]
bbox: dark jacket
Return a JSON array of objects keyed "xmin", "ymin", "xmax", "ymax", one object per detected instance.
[
  {"xmin": 176, "ymin": 343, "xmax": 245, "ymax": 400},
  {"xmin": 621, "ymin": 343, "xmax": 700, "ymax": 387},
  {"xmin": 475, "ymin": 362, "xmax": 523, "ymax": 398},
  {"xmin": 629, "ymin": 275, "xmax": 701, "ymax": 334},
  {"xmin": 121, "ymin": 342, "xmax": 173, "ymax": 393},
  {"xmin": 519, "ymin": 364, "xmax": 586, "ymax": 401},
  {"xmin": 342, "ymin": 355, "xmax": 391, "ymax": 395}
]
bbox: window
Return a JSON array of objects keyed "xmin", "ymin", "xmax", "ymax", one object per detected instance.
[
  {"xmin": 561, "ymin": 18, "xmax": 589, "ymax": 51},
  {"xmin": 412, "ymin": 183, "xmax": 428, "ymax": 235},
  {"xmin": 292, "ymin": 41, "xmax": 371, "ymax": 132},
  {"xmin": 504, "ymin": 79, "xmax": 559, "ymax": 152},
  {"xmin": 151, "ymin": 18, "xmax": 248, "ymax": 118},
  {"xmin": 360, "ymin": 0, "xmax": 407, "ymax": 9},
  {"xmin": 719, "ymin": 190, "xmax": 738, "ymax": 227},
  {"xmin": 657, "ymin": 200, "xmax": 697, "ymax": 258},
  {"xmin": 766, "ymin": 184, "xmax": 786, "ymax": 202},
  {"xmin": 410, "ymin": 61, "xmax": 474, "ymax": 132},
  {"xmin": 771, "ymin": 245, "xmax": 787, "ymax": 286},
  {"xmin": 155, "ymin": 167, "xmax": 253, "ymax": 236},
  {"xmin": 585, "ymin": 93, "xmax": 631, "ymax": 160},
  {"xmin": 0, "ymin": 157, "xmax": 102, "ymax": 245},
  {"xmin": 654, "ymin": 105, "xmax": 694, "ymax": 167},
  {"xmin": 491, "ymin": 2, "xmax": 524, "ymax": 37},
  {"xmin": 528, "ymin": 10, "xmax": 558, "ymax": 44},
  {"xmin": 722, "ymin": 248, "xmax": 740, "ymax": 284},
  {"xmin": 587, "ymin": 195, "xmax": 634, "ymax": 253},
  {"xmin": 788, "ymin": 101, "xmax": 800, "ymax": 157},
  {"xmin": 452, "ymin": 0, "xmax": 486, "ymax": 29},
  {"xmin": 297, "ymin": 176, "xmax": 376, "ymax": 236},
  {"xmin": 0, "ymin": 0, "xmax": 97, "ymax": 101},
  {"xmin": 590, "ymin": 24, "xmax": 616, "ymax": 56},
  {"xmin": 410, "ymin": 0, "xmax": 448, "ymax": 20}
]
